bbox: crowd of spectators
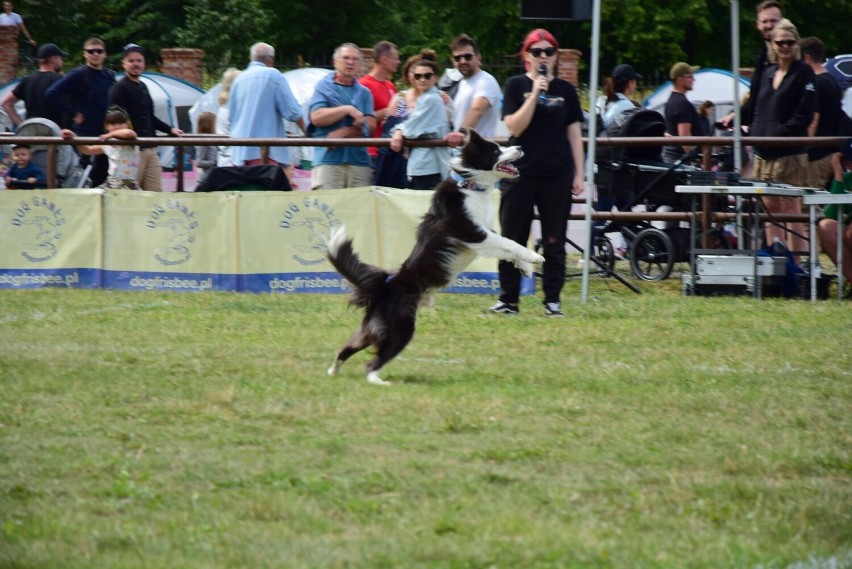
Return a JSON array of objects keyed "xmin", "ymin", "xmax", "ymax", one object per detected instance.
[{"xmin": 1, "ymin": 0, "xmax": 850, "ymax": 296}]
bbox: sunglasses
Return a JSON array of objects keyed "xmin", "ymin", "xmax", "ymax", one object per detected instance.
[
  {"xmin": 85, "ymin": 48, "xmax": 105, "ymax": 55},
  {"xmin": 774, "ymin": 39, "xmax": 796, "ymax": 47},
  {"xmin": 413, "ymin": 72, "xmax": 435, "ymax": 81},
  {"xmin": 452, "ymin": 53, "xmax": 474, "ymax": 63},
  {"xmin": 529, "ymin": 47, "xmax": 556, "ymax": 57}
]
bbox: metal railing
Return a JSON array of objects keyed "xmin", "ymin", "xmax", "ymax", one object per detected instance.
[{"xmin": 4, "ymin": 134, "xmax": 846, "ymax": 198}]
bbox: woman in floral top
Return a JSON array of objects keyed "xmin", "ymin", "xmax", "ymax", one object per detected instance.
[{"xmin": 62, "ymin": 107, "xmax": 140, "ymax": 190}]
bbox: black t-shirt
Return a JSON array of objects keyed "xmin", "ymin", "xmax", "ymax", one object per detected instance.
[
  {"xmin": 108, "ymin": 76, "xmax": 172, "ymax": 139},
  {"xmin": 12, "ymin": 71, "xmax": 64, "ymax": 126},
  {"xmin": 501, "ymin": 74, "xmax": 582, "ymax": 176},
  {"xmin": 662, "ymin": 91, "xmax": 704, "ymax": 162},
  {"xmin": 809, "ymin": 72, "xmax": 844, "ymax": 161}
]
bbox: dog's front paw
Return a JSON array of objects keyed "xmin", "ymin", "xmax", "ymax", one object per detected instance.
[
  {"xmin": 531, "ymin": 252, "xmax": 545, "ymax": 264},
  {"xmin": 516, "ymin": 261, "xmax": 534, "ymax": 278}
]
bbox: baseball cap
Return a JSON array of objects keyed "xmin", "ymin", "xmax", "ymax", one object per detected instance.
[
  {"xmin": 612, "ymin": 63, "xmax": 642, "ymax": 82},
  {"xmin": 670, "ymin": 62, "xmax": 700, "ymax": 80},
  {"xmin": 36, "ymin": 43, "xmax": 69, "ymax": 59},
  {"xmin": 123, "ymin": 43, "xmax": 145, "ymax": 56}
]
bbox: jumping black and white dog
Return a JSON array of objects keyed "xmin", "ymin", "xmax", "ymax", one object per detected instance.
[{"xmin": 326, "ymin": 129, "xmax": 544, "ymax": 385}]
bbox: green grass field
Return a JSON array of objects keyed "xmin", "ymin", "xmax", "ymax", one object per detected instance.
[{"xmin": 1, "ymin": 275, "xmax": 850, "ymax": 568}]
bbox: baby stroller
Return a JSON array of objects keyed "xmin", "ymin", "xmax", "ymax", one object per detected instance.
[
  {"xmin": 14, "ymin": 118, "xmax": 86, "ymax": 187},
  {"xmin": 593, "ymin": 109, "xmax": 716, "ymax": 281}
]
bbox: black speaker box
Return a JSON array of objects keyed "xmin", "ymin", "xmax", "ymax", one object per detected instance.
[{"xmin": 520, "ymin": 0, "xmax": 591, "ymax": 21}]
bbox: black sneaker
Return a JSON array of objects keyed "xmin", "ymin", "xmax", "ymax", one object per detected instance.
[
  {"xmin": 544, "ymin": 302, "xmax": 564, "ymax": 317},
  {"xmin": 488, "ymin": 301, "xmax": 519, "ymax": 314}
]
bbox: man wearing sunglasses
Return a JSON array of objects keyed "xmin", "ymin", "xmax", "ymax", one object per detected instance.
[
  {"xmin": 46, "ymin": 37, "xmax": 116, "ymax": 186},
  {"xmin": 448, "ymin": 34, "xmax": 500, "ymax": 138}
]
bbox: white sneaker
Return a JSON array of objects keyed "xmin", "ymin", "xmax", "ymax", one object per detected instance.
[{"xmin": 544, "ymin": 302, "xmax": 564, "ymax": 317}]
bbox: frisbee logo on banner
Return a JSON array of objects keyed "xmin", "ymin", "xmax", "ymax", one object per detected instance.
[
  {"xmin": 146, "ymin": 199, "xmax": 199, "ymax": 266},
  {"xmin": 278, "ymin": 195, "xmax": 342, "ymax": 266},
  {"xmin": 11, "ymin": 195, "xmax": 66, "ymax": 262}
]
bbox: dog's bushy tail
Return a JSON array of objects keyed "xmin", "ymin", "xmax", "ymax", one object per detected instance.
[{"xmin": 327, "ymin": 226, "xmax": 389, "ymax": 307}]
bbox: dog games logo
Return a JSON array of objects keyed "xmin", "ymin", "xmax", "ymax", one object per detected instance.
[
  {"xmin": 146, "ymin": 199, "xmax": 198, "ymax": 266},
  {"xmin": 11, "ymin": 195, "xmax": 66, "ymax": 262},
  {"xmin": 279, "ymin": 196, "xmax": 341, "ymax": 266}
]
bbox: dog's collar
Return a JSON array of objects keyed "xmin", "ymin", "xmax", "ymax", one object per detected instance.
[{"xmin": 450, "ymin": 170, "xmax": 488, "ymax": 192}]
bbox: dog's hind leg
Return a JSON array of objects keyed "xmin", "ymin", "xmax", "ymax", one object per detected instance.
[
  {"xmin": 328, "ymin": 325, "xmax": 372, "ymax": 376},
  {"xmin": 364, "ymin": 317, "xmax": 415, "ymax": 386}
]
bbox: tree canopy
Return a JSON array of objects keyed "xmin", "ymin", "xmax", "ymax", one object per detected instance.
[{"xmin": 18, "ymin": 0, "xmax": 852, "ymax": 87}]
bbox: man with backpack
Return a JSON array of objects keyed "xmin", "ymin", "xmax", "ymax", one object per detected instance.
[{"xmin": 45, "ymin": 37, "xmax": 115, "ymax": 186}]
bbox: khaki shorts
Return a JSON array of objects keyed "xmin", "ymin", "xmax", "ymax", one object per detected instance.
[
  {"xmin": 138, "ymin": 147, "xmax": 163, "ymax": 192},
  {"xmin": 752, "ymin": 153, "xmax": 808, "ymax": 186},
  {"xmin": 806, "ymin": 153, "xmax": 835, "ymax": 190},
  {"xmin": 311, "ymin": 164, "xmax": 372, "ymax": 190}
]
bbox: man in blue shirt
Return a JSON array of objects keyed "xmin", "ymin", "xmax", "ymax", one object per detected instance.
[
  {"xmin": 45, "ymin": 37, "xmax": 115, "ymax": 186},
  {"xmin": 308, "ymin": 43, "xmax": 375, "ymax": 189},
  {"xmin": 229, "ymin": 42, "xmax": 305, "ymax": 172}
]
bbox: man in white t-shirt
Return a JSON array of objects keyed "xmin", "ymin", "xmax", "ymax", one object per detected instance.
[{"xmin": 448, "ymin": 34, "xmax": 501, "ymax": 138}]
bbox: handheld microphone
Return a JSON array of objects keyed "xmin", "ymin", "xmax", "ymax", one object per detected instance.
[{"xmin": 538, "ymin": 64, "xmax": 548, "ymax": 103}]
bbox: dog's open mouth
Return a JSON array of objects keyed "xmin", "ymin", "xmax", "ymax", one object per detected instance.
[{"xmin": 495, "ymin": 159, "xmax": 519, "ymax": 176}]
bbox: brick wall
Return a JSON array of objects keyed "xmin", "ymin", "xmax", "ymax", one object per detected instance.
[
  {"xmin": 556, "ymin": 49, "xmax": 582, "ymax": 87},
  {"xmin": 359, "ymin": 48, "xmax": 373, "ymax": 77},
  {"xmin": 0, "ymin": 26, "xmax": 19, "ymax": 85},
  {"xmin": 160, "ymin": 48, "xmax": 204, "ymax": 87}
]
